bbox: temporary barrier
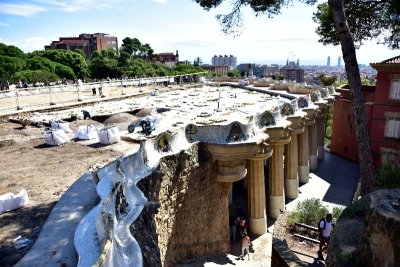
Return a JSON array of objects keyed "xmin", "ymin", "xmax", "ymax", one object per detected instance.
[
  {"xmin": 45, "ymin": 128, "xmax": 70, "ymax": 146},
  {"xmin": 98, "ymin": 126, "xmax": 121, "ymax": 145},
  {"xmin": 0, "ymin": 189, "xmax": 29, "ymax": 214},
  {"xmin": 75, "ymin": 125, "xmax": 98, "ymax": 140}
]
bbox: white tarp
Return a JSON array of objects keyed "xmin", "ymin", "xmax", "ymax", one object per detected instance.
[
  {"xmin": 98, "ymin": 126, "xmax": 120, "ymax": 145},
  {"xmin": 45, "ymin": 129, "xmax": 70, "ymax": 146},
  {"xmin": 0, "ymin": 189, "xmax": 29, "ymax": 214},
  {"xmin": 51, "ymin": 121, "xmax": 72, "ymax": 133},
  {"xmin": 75, "ymin": 125, "xmax": 98, "ymax": 140}
]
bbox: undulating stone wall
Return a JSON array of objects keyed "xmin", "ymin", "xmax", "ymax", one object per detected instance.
[{"xmin": 135, "ymin": 143, "xmax": 230, "ymax": 267}]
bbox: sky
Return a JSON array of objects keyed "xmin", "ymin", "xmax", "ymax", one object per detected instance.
[{"xmin": 0, "ymin": 0, "xmax": 398, "ymax": 66}]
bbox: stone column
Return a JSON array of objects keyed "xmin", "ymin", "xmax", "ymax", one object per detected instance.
[
  {"xmin": 247, "ymin": 147, "xmax": 272, "ymax": 235},
  {"xmin": 317, "ymin": 115, "xmax": 326, "ymax": 161},
  {"xmin": 309, "ymin": 121, "xmax": 318, "ymax": 171},
  {"xmin": 269, "ymin": 138, "xmax": 290, "ymax": 219},
  {"xmin": 285, "ymin": 116, "xmax": 304, "ymax": 200},
  {"xmin": 285, "ymin": 134, "xmax": 299, "ymax": 199},
  {"xmin": 298, "ymin": 125, "xmax": 310, "ymax": 184},
  {"xmin": 247, "ymin": 158, "xmax": 266, "ymax": 234}
]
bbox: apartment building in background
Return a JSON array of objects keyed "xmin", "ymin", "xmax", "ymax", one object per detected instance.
[
  {"xmin": 279, "ymin": 59, "xmax": 304, "ymax": 82},
  {"xmin": 211, "ymin": 55, "xmax": 237, "ymax": 70},
  {"xmin": 45, "ymin": 33, "xmax": 118, "ymax": 58}
]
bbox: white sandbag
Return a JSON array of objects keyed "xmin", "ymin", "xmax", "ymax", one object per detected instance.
[
  {"xmin": 0, "ymin": 189, "xmax": 29, "ymax": 214},
  {"xmin": 45, "ymin": 129, "xmax": 70, "ymax": 146},
  {"xmin": 74, "ymin": 125, "xmax": 97, "ymax": 140},
  {"xmin": 98, "ymin": 126, "xmax": 120, "ymax": 145},
  {"xmin": 51, "ymin": 121, "xmax": 72, "ymax": 133}
]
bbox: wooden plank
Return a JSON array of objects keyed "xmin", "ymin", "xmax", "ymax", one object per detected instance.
[{"xmin": 294, "ymin": 233, "xmax": 320, "ymax": 244}]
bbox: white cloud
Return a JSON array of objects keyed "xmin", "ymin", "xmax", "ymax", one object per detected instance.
[
  {"xmin": 150, "ymin": 0, "xmax": 167, "ymax": 4},
  {"xmin": 32, "ymin": 0, "xmax": 125, "ymax": 12},
  {"xmin": 0, "ymin": 3, "xmax": 46, "ymax": 17},
  {"xmin": 1, "ymin": 36, "xmax": 50, "ymax": 52}
]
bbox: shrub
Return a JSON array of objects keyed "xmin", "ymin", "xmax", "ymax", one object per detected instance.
[
  {"xmin": 287, "ymin": 198, "xmax": 329, "ymax": 227},
  {"xmin": 376, "ymin": 160, "xmax": 400, "ymax": 189}
]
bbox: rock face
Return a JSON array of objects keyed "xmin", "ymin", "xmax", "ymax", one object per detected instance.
[
  {"xmin": 327, "ymin": 188, "xmax": 400, "ymax": 267},
  {"xmin": 134, "ymin": 143, "xmax": 230, "ymax": 267}
]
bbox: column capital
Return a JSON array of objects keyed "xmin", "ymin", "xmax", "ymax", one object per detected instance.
[
  {"xmin": 206, "ymin": 143, "xmax": 260, "ymax": 161},
  {"xmin": 216, "ymin": 159, "xmax": 247, "ymax": 182},
  {"xmin": 265, "ymin": 122, "xmax": 291, "ymax": 145},
  {"xmin": 252, "ymin": 144, "xmax": 273, "ymax": 160},
  {"xmin": 286, "ymin": 115, "xmax": 305, "ymax": 135}
]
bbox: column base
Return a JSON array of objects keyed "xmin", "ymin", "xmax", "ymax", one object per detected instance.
[
  {"xmin": 269, "ymin": 195, "xmax": 284, "ymax": 219},
  {"xmin": 309, "ymin": 155, "xmax": 318, "ymax": 171},
  {"xmin": 249, "ymin": 217, "xmax": 266, "ymax": 235},
  {"xmin": 317, "ymin": 146, "xmax": 325, "ymax": 161},
  {"xmin": 298, "ymin": 165, "xmax": 309, "ymax": 184},
  {"xmin": 285, "ymin": 178, "xmax": 298, "ymax": 199}
]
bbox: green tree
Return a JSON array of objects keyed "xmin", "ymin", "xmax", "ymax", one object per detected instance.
[
  {"xmin": 11, "ymin": 70, "xmax": 59, "ymax": 83},
  {"xmin": 89, "ymin": 49, "xmax": 121, "ymax": 79},
  {"xmin": 54, "ymin": 62, "xmax": 75, "ymax": 80},
  {"xmin": 121, "ymin": 37, "xmax": 153, "ymax": 60},
  {"xmin": 26, "ymin": 56, "xmax": 56, "ymax": 72},
  {"xmin": 0, "ymin": 55, "xmax": 26, "ymax": 80},
  {"xmin": 0, "ymin": 43, "xmax": 26, "ymax": 80},
  {"xmin": 318, "ymin": 73, "xmax": 337, "ymax": 86},
  {"xmin": 0, "ymin": 43, "xmax": 26, "ymax": 59},
  {"xmin": 31, "ymin": 49, "xmax": 88, "ymax": 78},
  {"xmin": 194, "ymin": 0, "xmax": 400, "ymax": 194},
  {"xmin": 227, "ymin": 69, "xmax": 241, "ymax": 78}
]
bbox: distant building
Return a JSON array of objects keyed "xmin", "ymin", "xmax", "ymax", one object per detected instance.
[
  {"xmin": 264, "ymin": 64, "xmax": 280, "ymax": 76},
  {"xmin": 45, "ymin": 33, "xmax": 118, "ymax": 59},
  {"xmin": 150, "ymin": 50, "xmax": 179, "ymax": 68},
  {"xmin": 211, "ymin": 55, "xmax": 237, "ymax": 69},
  {"xmin": 236, "ymin": 63, "xmax": 266, "ymax": 77},
  {"xmin": 327, "ymin": 56, "xmax": 331, "ymax": 67},
  {"xmin": 279, "ymin": 59, "xmax": 304, "ymax": 82},
  {"xmin": 338, "ymin": 56, "xmax": 342, "ymax": 67},
  {"xmin": 202, "ymin": 65, "xmax": 229, "ymax": 76}
]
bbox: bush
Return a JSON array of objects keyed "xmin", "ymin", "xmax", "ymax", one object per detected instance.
[
  {"xmin": 376, "ymin": 160, "xmax": 400, "ymax": 189},
  {"xmin": 287, "ymin": 198, "xmax": 329, "ymax": 227}
]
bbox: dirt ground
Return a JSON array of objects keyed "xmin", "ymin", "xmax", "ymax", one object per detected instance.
[{"xmin": 0, "ymin": 121, "xmax": 129, "ymax": 267}]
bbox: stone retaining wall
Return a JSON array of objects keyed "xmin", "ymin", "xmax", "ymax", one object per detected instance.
[{"xmin": 136, "ymin": 143, "xmax": 229, "ymax": 266}]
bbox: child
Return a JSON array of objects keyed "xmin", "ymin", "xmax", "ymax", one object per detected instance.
[{"xmin": 240, "ymin": 232, "xmax": 251, "ymax": 260}]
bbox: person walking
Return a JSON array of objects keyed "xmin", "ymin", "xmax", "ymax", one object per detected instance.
[
  {"xmin": 240, "ymin": 232, "xmax": 251, "ymax": 260},
  {"xmin": 317, "ymin": 213, "xmax": 334, "ymax": 260}
]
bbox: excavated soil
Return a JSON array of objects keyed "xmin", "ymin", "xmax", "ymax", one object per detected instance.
[{"xmin": 0, "ymin": 121, "xmax": 124, "ymax": 267}]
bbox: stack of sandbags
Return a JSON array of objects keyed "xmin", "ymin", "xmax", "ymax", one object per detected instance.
[
  {"xmin": 45, "ymin": 128, "xmax": 70, "ymax": 146},
  {"xmin": 0, "ymin": 189, "xmax": 29, "ymax": 214},
  {"xmin": 98, "ymin": 126, "xmax": 121, "ymax": 145},
  {"xmin": 51, "ymin": 120, "xmax": 72, "ymax": 133},
  {"xmin": 74, "ymin": 125, "xmax": 98, "ymax": 140}
]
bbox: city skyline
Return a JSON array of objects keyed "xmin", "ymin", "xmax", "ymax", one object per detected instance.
[{"xmin": 0, "ymin": 0, "xmax": 398, "ymax": 65}]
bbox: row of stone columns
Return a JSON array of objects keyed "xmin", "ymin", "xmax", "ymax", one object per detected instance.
[{"xmin": 207, "ymin": 102, "xmax": 329, "ymax": 237}]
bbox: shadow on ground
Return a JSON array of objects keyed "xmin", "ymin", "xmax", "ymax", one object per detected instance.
[{"xmin": 0, "ymin": 201, "xmax": 57, "ymax": 267}]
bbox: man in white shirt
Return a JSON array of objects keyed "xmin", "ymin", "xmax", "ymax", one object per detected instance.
[{"xmin": 318, "ymin": 213, "xmax": 334, "ymax": 260}]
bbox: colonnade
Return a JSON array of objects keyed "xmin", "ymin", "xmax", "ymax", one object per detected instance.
[{"xmin": 207, "ymin": 100, "xmax": 330, "ymax": 236}]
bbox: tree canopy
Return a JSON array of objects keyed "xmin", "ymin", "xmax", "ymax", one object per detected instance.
[
  {"xmin": 313, "ymin": 0, "xmax": 400, "ymax": 49},
  {"xmin": 121, "ymin": 37, "xmax": 154, "ymax": 59},
  {"xmin": 195, "ymin": 0, "xmax": 399, "ymax": 50}
]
